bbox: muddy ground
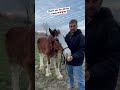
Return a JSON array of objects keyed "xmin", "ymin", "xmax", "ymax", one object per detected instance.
[{"xmin": 35, "ymin": 57, "xmax": 85, "ymax": 90}]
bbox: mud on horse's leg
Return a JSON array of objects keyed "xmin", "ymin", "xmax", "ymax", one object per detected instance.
[
  {"xmin": 39, "ymin": 53, "xmax": 44, "ymax": 70},
  {"xmin": 45, "ymin": 56, "xmax": 52, "ymax": 77},
  {"xmin": 54, "ymin": 56, "xmax": 63, "ymax": 80}
]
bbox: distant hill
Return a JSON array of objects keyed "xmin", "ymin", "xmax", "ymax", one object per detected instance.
[{"xmin": 35, "ymin": 32, "xmax": 46, "ymax": 45}]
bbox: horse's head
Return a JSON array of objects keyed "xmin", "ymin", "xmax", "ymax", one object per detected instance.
[
  {"xmin": 49, "ymin": 28, "xmax": 71, "ymax": 57},
  {"xmin": 52, "ymin": 37, "xmax": 63, "ymax": 52},
  {"xmin": 49, "ymin": 28, "xmax": 63, "ymax": 51}
]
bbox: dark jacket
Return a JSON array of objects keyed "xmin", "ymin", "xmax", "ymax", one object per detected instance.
[
  {"xmin": 65, "ymin": 29, "xmax": 85, "ymax": 66},
  {"xmin": 86, "ymin": 7, "xmax": 120, "ymax": 90}
]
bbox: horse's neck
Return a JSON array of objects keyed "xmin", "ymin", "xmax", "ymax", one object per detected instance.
[{"xmin": 48, "ymin": 35, "xmax": 54, "ymax": 40}]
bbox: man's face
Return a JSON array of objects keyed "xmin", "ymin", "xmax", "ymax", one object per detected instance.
[
  {"xmin": 86, "ymin": 0, "xmax": 103, "ymax": 18},
  {"xmin": 69, "ymin": 22, "xmax": 78, "ymax": 33}
]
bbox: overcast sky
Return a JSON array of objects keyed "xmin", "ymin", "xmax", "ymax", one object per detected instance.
[
  {"xmin": 0, "ymin": 0, "xmax": 34, "ymax": 12},
  {"xmin": 35, "ymin": 0, "xmax": 85, "ymax": 36},
  {"xmin": 0, "ymin": 0, "xmax": 119, "ymax": 34}
]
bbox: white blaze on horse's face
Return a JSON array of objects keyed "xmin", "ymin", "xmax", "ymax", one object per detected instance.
[{"xmin": 57, "ymin": 34, "xmax": 71, "ymax": 57}]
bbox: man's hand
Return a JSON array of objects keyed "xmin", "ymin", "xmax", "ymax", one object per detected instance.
[
  {"xmin": 85, "ymin": 71, "xmax": 90, "ymax": 82},
  {"xmin": 67, "ymin": 56, "xmax": 73, "ymax": 62}
]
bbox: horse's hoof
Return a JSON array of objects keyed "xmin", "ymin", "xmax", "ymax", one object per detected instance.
[
  {"xmin": 57, "ymin": 75, "xmax": 63, "ymax": 80},
  {"xmin": 55, "ymin": 73, "xmax": 58, "ymax": 76},
  {"xmin": 39, "ymin": 67, "xmax": 44, "ymax": 71},
  {"xmin": 49, "ymin": 72, "xmax": 52, "ymax": 76},
  {"xmin": 39, "ymin": 65, "xmax": 44, "ymax": 70},
  {"xmin": 45, "ymin": 73, "xmax": 51, "ymax": 77},
  {"xmin": 45, "ymin": 74, "xmax": 49, "ymax": 77}
]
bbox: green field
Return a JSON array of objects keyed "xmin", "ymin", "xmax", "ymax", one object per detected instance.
[{"xmin": 35, "ymin": 44, "xmax": 48, "ymax": 65}]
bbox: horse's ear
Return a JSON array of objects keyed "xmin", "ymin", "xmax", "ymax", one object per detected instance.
[
  {"xmin": 49, "ymin": 28, "xmax": 55, "ymax": 37},
  {"xmin": 49, "ymin": 28, "xmax": 52, "ymax": 34}
]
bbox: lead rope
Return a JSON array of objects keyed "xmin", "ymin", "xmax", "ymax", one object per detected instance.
[
  {"xmin": 59, "ymin": 52, "xmax": 69, "ymax": 87},
  {"xmin": 60, "ymin": 52, "xmax": 66, "ymax": 72},
  {"xmin": 59, "ymin": 47, "xmax": 68, "ymax": 72}
]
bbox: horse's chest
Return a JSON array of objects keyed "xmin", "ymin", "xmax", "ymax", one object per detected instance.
[{"xmin": 50, "ymin": 49, "xmax": 58, "ymax": 57}]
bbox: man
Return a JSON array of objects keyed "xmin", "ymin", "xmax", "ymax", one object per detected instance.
[
  {"xmin": 85, "ymin": 0, "xmax": 120, "ymax": 90},
  {"xmin": 65, "ymin": 19, "xmax": 85, "ymax": 90}
]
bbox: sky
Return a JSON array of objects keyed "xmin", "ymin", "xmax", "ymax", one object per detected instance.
[
  {"xmin": 0, "ymin": 0, "xmax": 119, "ymax": 35},
  {"xmin": 35, "ymin": 0, "xmax": 85, "ymax": 36},
  {"xmin": 0, "ymin": 0, "xmax": 34, "ymax": 21},
  {"xmin": 0, "ymin": 0, "xmax": 34, "ymax": 12}
]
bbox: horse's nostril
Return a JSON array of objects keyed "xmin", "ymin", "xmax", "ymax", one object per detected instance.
[{"xmin": 56, "ymin": 39, "xmax": 58, "ymax": 41}]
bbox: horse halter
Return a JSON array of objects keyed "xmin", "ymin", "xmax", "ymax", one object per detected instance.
[
  {"xmin": 53, "ymin": 37, "xmax": 59, "ymax": 41},
  {"xmin": 63, "ymin": 47, "xmax": 68, "ymax": 51},
  {"xmin": 53, "ymin": 36, "xmax": 68, "ymax": 52}
]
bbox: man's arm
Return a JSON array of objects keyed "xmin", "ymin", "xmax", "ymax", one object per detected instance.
[{"xmin": 72, "ymin": 33, "xmax": 85, "ymax": 60}]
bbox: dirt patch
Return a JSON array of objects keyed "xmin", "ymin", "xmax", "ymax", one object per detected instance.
[
  {"xmin": 35, "ymin": 64, "xmax": 69, "ymax": 90},
  {"xmin": 35, "ymin": 61, "xmax": 85, "ymax": 90}
]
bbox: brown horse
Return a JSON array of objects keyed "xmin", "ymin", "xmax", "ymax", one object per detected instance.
[
  {"xmin": 5, "ymin": 26, "xmax": 34, "ymax": 90},
  {"xmin": 37, "ymin": 28, "xmax": 71, "ymax": 80}
]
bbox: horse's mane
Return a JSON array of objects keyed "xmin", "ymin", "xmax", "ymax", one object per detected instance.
[{"xmin": 53, "ymin": 29, "xmax": 60, "ymax": 37}]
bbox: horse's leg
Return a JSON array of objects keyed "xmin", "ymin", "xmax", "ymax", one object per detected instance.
[
  {"xmin": 45, "ymin": 56, "xmax": 51, "ymax": 77},
  {"xmin": 39, "ymin": 53, "xmax": 44, "ymax": 70},
  {"xmin": 25, "ymin": 64, "xmax": 34, "ymax": 90},
  {"xmin": 11, "ymin": 63, "xmax": 21, "ymax": 90},
  {"xmin": 54, "ymin": 56, "xmax": 63, "ymax": 80},
  {"xmin": 54, "ymin": 57, "xmax": 58, "ymax": 75}
]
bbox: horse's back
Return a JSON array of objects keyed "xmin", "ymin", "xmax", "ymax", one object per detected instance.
[{"xmin": 37, "ymin": 36, "xmax": 52, "ymax": 55}]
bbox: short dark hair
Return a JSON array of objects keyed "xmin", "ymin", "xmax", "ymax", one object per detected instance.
[{"xmin": 69, "ymin": 19, "xmax": 78, "ymax": 25}]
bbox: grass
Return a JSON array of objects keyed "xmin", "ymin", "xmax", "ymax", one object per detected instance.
[{"xmin": 35, "ymin": 44, "xmax": 48, "ymax": 65}]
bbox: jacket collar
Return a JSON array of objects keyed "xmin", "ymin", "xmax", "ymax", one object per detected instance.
[{"xmin": 68, "ymin": 29, "xmax": 81, "ymax": 37}]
